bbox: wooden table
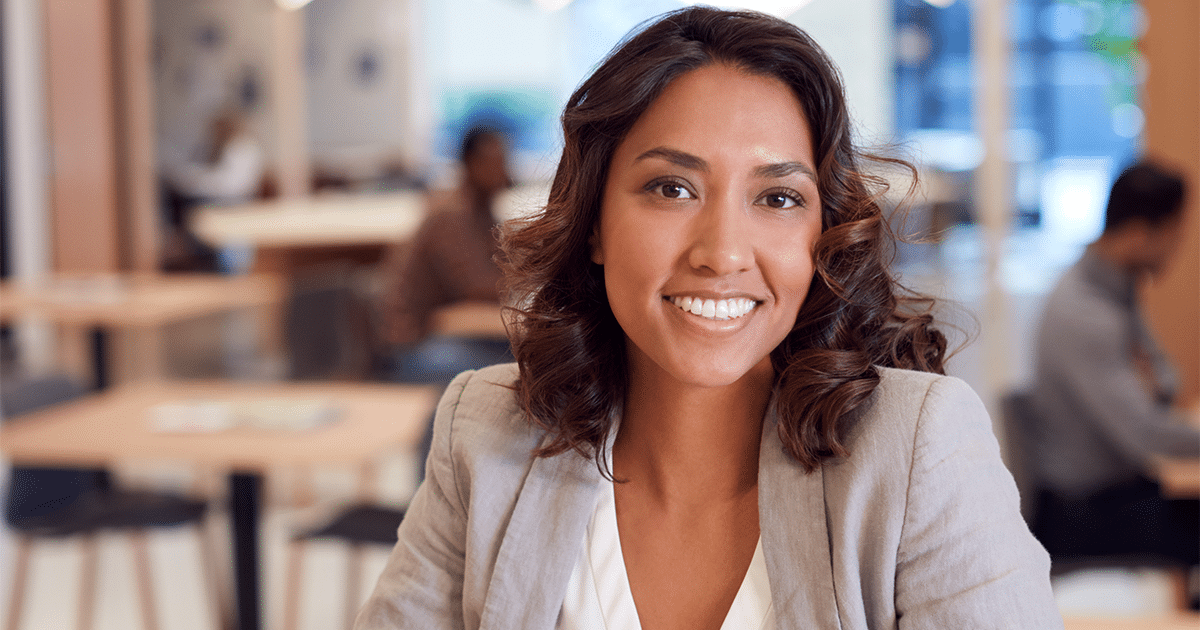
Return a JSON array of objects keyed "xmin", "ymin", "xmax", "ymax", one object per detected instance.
[
  {"xmin": 1157, "ymin": 458, "xmax": 1200, "ymax": 499},
  {"xmin": 0, "ymin": 380, "xmax": 440, "ymax": 630},
  {"xmin": 1064, "ymin": 613, "xmax": 1200, "ymax": 629},
  {"xmin": 191, "ymin": 191, "xmax": 426, "ymax": 273},
  {"xmin": 0, "ymin": 273, "xmax": 287, "ymax": 385},
  {"xmin": 1157, "ymin": 406, "xmax": 1200, "ymax": 499},
  {"xmin": 430, "ymin": 301, "xmax": 509, "ymax": 339},
  {"xmin": 190, "ymin": 184, "xmax": 551, "ymax": 275}
]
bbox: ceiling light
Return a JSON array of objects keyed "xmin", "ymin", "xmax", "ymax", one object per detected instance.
[{"xmin": 275, "ymin": 0, "xmax": 315, "ymax": 10}]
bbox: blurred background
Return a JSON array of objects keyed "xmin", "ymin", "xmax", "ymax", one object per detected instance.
[{"xmin": 1, "ymin": 0, "xmax": 1196, "ymax": 629}]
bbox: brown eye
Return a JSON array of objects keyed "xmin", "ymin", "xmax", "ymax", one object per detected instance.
[
  {"xmin": 759, "ymin": 192, "xmax": 800, "ymax": 209},
  {"xmin": 660, "ymin": 183, "xmax": 687, "ymax": 198}
]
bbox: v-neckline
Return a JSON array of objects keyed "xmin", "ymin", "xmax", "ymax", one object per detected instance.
[{"xmin": 586, "ymin": 479, "xmax": 773, "ymax": 630}]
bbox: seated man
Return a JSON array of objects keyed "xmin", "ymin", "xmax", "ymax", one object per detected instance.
[
  {"xmin": 375, "ymin": 126, "xmax": 513, "ymax": 383},
  {"xmin": 1029, "ymin": 160, "xmax": 1199, "ymax": 569}
]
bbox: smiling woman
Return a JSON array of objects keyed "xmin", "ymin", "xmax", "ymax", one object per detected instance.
[
  {"xmin": 356, "ymin": 7, "xmax": 1062, "ymax": 630},
  {"xmin": 592, "ymin": 65, "xmax": 821, "ymax": 394}
]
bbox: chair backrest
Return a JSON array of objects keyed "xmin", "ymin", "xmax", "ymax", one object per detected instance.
[
  {"xmin": 1, "ymin": 374, "xmax": 106, "ymax": 526},
  {"xmin": 1000, "ymin": 390, "xmax": 1042, "ymax": 523},
  {"xmin": 285, "ymin": 262, "xmax": 373, "ymax": 380},
  {"xmin": 1, "ymin": 373, "xmax": 87, "ymax": 418}
]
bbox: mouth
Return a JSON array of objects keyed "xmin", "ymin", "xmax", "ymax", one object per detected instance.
[{"xmin": 667, "ymin": 295, "xmax": 758, "ymax": 321}]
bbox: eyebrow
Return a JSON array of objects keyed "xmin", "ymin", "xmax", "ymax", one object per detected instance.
[
  {"xmin": 754, "ymin": 161, "xmax": 816, "ymax": 180},
  {"xmin": 634, "ymin": 146, "xmax": 816, "ymax": 181},
  {"xmin": 635, "ymin": 147, "xmax": 707, "ymax": 171}
]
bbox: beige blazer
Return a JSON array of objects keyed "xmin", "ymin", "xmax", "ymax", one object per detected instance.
[{"xmin": 356, "ymin": 364, "xmax": 1062, "ymax": 629}]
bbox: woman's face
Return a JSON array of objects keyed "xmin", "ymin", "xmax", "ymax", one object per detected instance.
[{"xmin": 592, "ymin": 63, "xmax": 822, "ymax": 390}]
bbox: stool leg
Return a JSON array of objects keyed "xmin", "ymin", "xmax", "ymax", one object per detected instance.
[
  {"xmin": 196, "ymin": 520, "xmax": 231, "ymax": 630},
  {"xmin": 129, "ymin": 530, "xmax": 160, "ymax": 630},
  {"xmin": 281, "ymin": 538, "xmax": 306, "ymax": 630},
  {"xmin": 4, "ymin": 536, "xmax": 34, "ymax": 630},
  {"xmin": 193, "ymin": 468, "xmax": 233, "ymax": 630},
  {"xmin": 77, "ymin": 534, "xmax": 99, "ymax": 630},
  {"xmin": 343, "ymin": 544, "xmax": 364, "ymax": 630}
]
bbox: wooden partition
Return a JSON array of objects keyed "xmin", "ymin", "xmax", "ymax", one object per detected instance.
[
  {"xmin": 42, "ymin": 0, "xmax": 160, "ymax": 274},
  {"xmin": 44, "ymin": 0, "xmax": 121, "ymax": 273},
  {"xmin": 1141, "ymin": 0, "xmax": 1200, "ymax": 406}
]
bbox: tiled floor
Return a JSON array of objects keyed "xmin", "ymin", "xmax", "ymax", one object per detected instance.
[{"xmin": 0, "ymin": 226, "xmax": 1188, "ymax": 628}]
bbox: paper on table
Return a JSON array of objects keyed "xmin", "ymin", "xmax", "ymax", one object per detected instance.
[{"xmin": 149, "ymin": 398, "xmax": 339, "ymax": 432}]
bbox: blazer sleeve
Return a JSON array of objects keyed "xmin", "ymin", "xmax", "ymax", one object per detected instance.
[
  {"xmin": 894, "ymin": 376, "xmax": 1063, "ymax": 629},
  {"xmin": 355, "ymin": 373, "xmax": 472, "ymax": 630}
]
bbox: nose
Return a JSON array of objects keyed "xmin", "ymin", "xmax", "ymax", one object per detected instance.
[{"xmin": 686, "ymin": 194, "xmax": 754, "ymax": 276}]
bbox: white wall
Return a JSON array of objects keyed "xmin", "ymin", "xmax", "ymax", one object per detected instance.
[
  {"xmin": 790, "ymin": 0, "xmax": 895, "ymax": 145},
  {"xmin": 304, "ymin": 0, "xmax": 423, "ymax": 172}
]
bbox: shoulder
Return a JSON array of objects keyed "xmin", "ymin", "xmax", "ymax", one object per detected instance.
[
  {"xmin": 432, "ymin": 363, "xmax": 546, "ymax": 488},
  {"xmin": 840, "ymin": 368, "xmax": 992, "ymax": 468},
  {"xmin": 439, "ymin": 363, "xmax": 523, "ymax": 427},
  {"xmin": 1039, "ymin": 265, "xmax": 1122, "ymax": 337},
  {"xmin": 828, "ymin": 369, "xmax": 1058, "ymax": 625},
  {"xmin": 867, "ymin": 367, "xmax": 984, "ymax": 427},
  {"xmin": 416, "ymin": 206, "xmax": 468, "ymax": 238}
]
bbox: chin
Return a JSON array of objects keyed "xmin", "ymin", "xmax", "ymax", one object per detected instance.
[{"xmin": 661, "ymin": 358, "xmax": 774, "ymax": 391}]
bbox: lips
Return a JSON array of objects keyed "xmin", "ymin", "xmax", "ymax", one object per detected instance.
[{"xmin": 668, "ymin": 295, "xmax": 757, "ymax": 320}]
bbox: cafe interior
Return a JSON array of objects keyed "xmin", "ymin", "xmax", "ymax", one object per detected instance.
[{"xmin": 1, "ymin": 0, "xmax": 1197, "ymax": 628}]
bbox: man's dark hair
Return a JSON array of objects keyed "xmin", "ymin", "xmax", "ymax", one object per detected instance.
[
  {"xmin": 459, "ymin": 126, "xmax": 503, "ymax": 164},
  {"xmin": 1104, "ymin": 161, "xmax": 1187, "ymax": 232}
]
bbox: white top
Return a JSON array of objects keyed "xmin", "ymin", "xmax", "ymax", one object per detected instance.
[
  {"xmin": 164, "ymin": 135, "xmax": 264, "ymax": 204},
  {"xmin": 558, "ymin": 477, "xmax": 775, "ymax": 630}
]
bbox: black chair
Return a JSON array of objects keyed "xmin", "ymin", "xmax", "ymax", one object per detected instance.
[
  {"xmin": 2, "ymin": 374, "xmax": 221, "ymax": 630},
  {"xmin": 285, "ymin": 262, "xmax": 375, "ymax": 381},
  {"xmin": 281, "ymin": 502, "xmax": 406, "ymax": 630}
]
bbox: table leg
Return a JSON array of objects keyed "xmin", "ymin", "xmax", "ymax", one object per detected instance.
[
  {"xmin": 90, "ymin": 327, "xmax": 108, "ymax": 390},
  {"xmin": 230, "ymin": 472, "xmax": 262, "ymax": 630}
]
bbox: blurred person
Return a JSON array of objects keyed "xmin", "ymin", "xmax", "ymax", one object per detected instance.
[
  {"xmin": 160, "ymin": 107, "xmax": 265, "ymax": 272},
  {"xmin": 1028, "ymin": 160, "xmax": 1200, "ymax": 572},
  {"xmin": 356, "ymin": 8, "xmax": 1059, "ymax": 628},
  {"xmin": 163, "ymin": 107, "xmax": 265, "ymax": 205},
  {"xmin": 375, "ymin": 126, "xmax": 513, "ymax": 384}
]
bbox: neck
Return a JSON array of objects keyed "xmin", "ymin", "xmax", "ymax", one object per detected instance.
[
  {"xmin": 613, "ymin": 360, "xmax": 772, "ymax": 507},
  {"xmin": 1091, "ymin": 233, "xmax": 1144, "ymax": 279},
  {"xmin": 466, "ymin": 186, "xmax": 495, "ymax": 220}
]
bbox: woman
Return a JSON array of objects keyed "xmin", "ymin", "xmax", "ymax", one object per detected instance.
[{"xmin": 358, "ymin": 7, "xmax": 1060, "ymax": 629}]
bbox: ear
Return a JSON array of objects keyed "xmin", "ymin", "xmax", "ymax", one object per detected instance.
[{"xmin": 589, "ymin": 226, "xmax": 604, "ymax": 265}]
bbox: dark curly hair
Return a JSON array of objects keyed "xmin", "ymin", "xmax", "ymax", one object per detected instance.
[{"xmin": 499, "ymin": 6, "xmax": 946, "ymax": 474}]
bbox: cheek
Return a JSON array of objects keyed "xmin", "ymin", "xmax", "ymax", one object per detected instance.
[{"xmin": 772, "ymin": 226, "xmax": 821, "ymax": 315}]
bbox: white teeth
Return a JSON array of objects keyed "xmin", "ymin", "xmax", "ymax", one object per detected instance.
[{"xmin": 670, "ymin": 296, "xmax": 756, "ymax": 320}]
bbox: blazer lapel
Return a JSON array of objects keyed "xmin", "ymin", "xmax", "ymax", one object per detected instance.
[
  {"xmin": 759, "ymin": 409, "xmax": 843, "ymax": 629},
  {"xmin": 478, "ymin": 439, "xmax": 600, "ymax": 630}
]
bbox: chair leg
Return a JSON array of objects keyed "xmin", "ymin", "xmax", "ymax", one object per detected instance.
[
  {"xmin": 129, "ymin": 530, "xmax": 160, "ymax": 630},
  {"xmin": 4, "ymin": 535, "xmax": 34, "ymax": 630},
  {"xmin": 77, "ymin": 534, "xmax": 99, "ymax": 630},
  {"xmin": 343, "ymin": 544, "xmax": 364, "ymax": 630},
  {"xmin": 281, "ymin": 538, "xmax": 306, "ymax": 630}
]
